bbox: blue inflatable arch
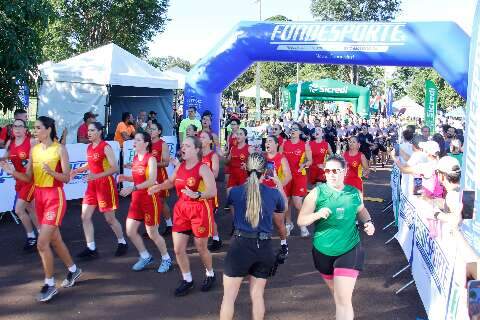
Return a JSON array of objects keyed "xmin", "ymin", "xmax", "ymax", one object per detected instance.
[{"xmin": 184, "ymin": 21, "xmax": 470, "ymax": 133}]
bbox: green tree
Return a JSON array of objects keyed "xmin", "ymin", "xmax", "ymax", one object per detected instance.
[
  {"xmin": 148, "ymin": 56, "xmax": 192, "ymax": 71},
  {"xmin": 310, "ymin": 0, "xmax": 402, "ymax": 84},
  {"xmin": 43, "ymin": 0, "xmax": 170, "ymax": 62},
  {"xmin": 224, "ymin": 66, "xmax": 256, "ymax": 101},
  {"xmin": 260, "ymin": 62, "xmax": 297, "ymax": 105},
  {"xmin": 0, "ymin": 1, "xmax": 51, "ymax": 111}
]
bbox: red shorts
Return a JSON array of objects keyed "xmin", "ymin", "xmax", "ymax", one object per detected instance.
[
  {"xmin": 127, "ymin": 191, "xmax": 162, "ymax": 226},
  {"xmin": 344, "ymin": 176, "xmax": 363, "ymax": 192},
  {"xmin": 16, "ymin": 181, "xmax": 35, "ymax": 202},
  {"xmin": 284, "ymin": 174, "xmax": 308, "ymax": 197},
  {"xmin": 309, "ymin": 165, "xmax": 326, "ymax": 184},
  {"xmin": 227, "ymin": 168, "xmax": 248, "ymax": 188},
  {"xmin": 35, "ymin": 187, "xmax": 67, "ymax": 226},
  {"xmin": 82, "ymin": 176, "xmax": 119, "ymax": 213},
  {"xmin": 173, "ymin": 199, "xmax": 213, "ymax": 238}
]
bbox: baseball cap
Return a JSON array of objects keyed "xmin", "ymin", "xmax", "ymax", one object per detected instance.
[
  {"xmin": 83, "ymin": 111, "xmax": 98, "ymax": 121},
  {"xmin": 437, "ymin": 156, "xmax": 461, "ymax": 175},
  {"xmin": 419, "ymin": 140, "xmax": 440, "ymax": 156}
]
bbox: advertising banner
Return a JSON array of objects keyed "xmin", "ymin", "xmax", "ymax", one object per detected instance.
[{"xmin": 424, "ymin": 80, "xmax": 438, "ymax": 133}]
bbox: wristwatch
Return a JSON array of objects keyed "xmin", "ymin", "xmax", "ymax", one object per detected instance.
[{"xmin": 195, "ymin": 192, "xmax": 202, "ymax": 199}]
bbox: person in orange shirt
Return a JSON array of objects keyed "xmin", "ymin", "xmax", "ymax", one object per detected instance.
[
  {"xmin": 1, "ymin": 116, "xmax": 82, "ymax": 302},
  {"xmin": 114, "ymin": 112, "xmax": 136, "ymax": 147}
]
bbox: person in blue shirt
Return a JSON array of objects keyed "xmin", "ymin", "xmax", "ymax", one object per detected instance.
[{"xmin": 220, "ymin": 153, "xmax": 286, "ymax": 320}]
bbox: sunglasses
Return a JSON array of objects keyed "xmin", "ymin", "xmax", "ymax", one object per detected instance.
[
  {"xmin": 324, "ymin": 168, "xmax": 343, "ymax": 174},
  {"xmin": 291, "ymin": 127, "xmax": 300, "ymax": 132}
]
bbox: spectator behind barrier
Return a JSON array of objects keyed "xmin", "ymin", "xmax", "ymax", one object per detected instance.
[
  {"xmin": 77, "ymin": 112, "xmax": 98, "ymax": 144},
  {"xmin": 178, "ymin": 106, "xmax": 201, "ymax": 144},
  {"xmin": 114, "ymin": 112, "xmax": 136, "ymax": 147}
]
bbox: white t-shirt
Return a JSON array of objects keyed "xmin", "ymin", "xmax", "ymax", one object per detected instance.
[{"xmin": 403, "ymin": 150, "xmax": 428, "ymax": 194}]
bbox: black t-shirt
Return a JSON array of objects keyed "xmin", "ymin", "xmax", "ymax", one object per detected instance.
[{"xmin": 357, "ymin": 133, "xmax": 374, "ymax": 154}]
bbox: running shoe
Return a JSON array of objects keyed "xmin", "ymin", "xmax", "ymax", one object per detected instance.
[
  {"xmin": 174, "ymin": 280, "xmax": 194, "ymax": 297},
  {"xmin": 24, "ymin": 237, "xmax": 37, "ymax": 251},
  {"xmin": 285, "ymin": 222, "xmax": 294, "ymax": 237},
  {"xmin": 114, "ymin": 243, "xmax": 128, "ymax": 257},
  {"xmin": 61, "ymin": 268, "xmax": 82, "ymax": 288},
  {"xmin": 157, "ymin": 258, "xmax": 172, "ymax": 273},
  {"xmin": 201, "ymin": 275, "xmax": 216, "ymax": 292},
  {"xmin": 162, "ymin": 226, "xmax": 172, "ymax": 236},
  {"xmin": 36, "ymin": 284, "xmax": 58, "ymax": 302},
  {"xmin": 132, "ymin": 256, "xmax": 153, "ymax": 271},
  {"xmin": 208, "ymin": 239, "xmax": 223, "ymax": 252},
  {"xmin": 300, "ymin": 226, "xmax": 310, "ymax": 238},
  {"xmin": 76, "ymin": 248, "xmax": 98, "ymax": 259}
]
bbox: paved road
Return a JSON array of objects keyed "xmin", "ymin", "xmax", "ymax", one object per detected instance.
[{"xmin": 0, "ymin": 165, "xmax": 427, "ymax": 320}]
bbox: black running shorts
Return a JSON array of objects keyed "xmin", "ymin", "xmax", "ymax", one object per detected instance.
[
  {"xmin": 312, "ymin": 243, "xmax": 365, "ymax": 276},
  {"xmin": 224, "ymin": 236, "xmax": 275, "ymax": 279}
]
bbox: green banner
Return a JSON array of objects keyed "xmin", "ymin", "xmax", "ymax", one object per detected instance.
[{"xmin": 424, "ymin": 80, "xmax": 438, "ymax": 133}]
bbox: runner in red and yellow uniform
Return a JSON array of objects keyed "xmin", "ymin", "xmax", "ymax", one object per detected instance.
[
  {"xmin": 149, "ymin": 136, "xmax": 217, "ymax": 297},
  {"xmin": 224, "ymin": 118, "xmax": 240, "ymax": 210},
  {"xmin": 1, "ymin": 116, "xmax": 82, "ymax": 302},
  {"xmin": 199, "ymin": 131, "xmax": 222, "ymax": 251},
  {"xmin": 0, "ymin": 119, "xmax": 37, "ymax": 251},
  {"xmin": 226, "ymin": 128, "xmax": 249, "ymax": 190},
  {"xmin": 309, "ymin": 128, "xmax": 332, "ymax": 185},
  {"xmin": 118, "ymin": 132, "xmax": 172, "ymax": 273},
  {"xmin": 71, "ymin": 122, "xmax": 127, "ymax": 259},
  {"xmin": 280, "ymin": 122, "xmax": 312, "ymax": 238},
  {"xmin": 147, "ymin": 121, "xmax": 173, "ymax": 236},
  {"xmin": 343, "ymin": 136, "xmax": 369, "ymax": 193}
]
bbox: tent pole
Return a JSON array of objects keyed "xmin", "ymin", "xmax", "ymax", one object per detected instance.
[{"xmin": 105, "ymin": 85, "xmax": 111, "ymax": 137}]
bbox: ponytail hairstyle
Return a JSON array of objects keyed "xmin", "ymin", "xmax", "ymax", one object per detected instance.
[
  {"xmin": 37, "ymin": 116, "xmax": 57, "ymax": 141},
  {"xmin": 136, "ymin": 131, "xmax": 153, "ymax": 153},
  {"xmin": 245, "ymin": 153, "xmax": 266, "ymax": 228},
  {"xmin": 90, "ymin": 122, "xmax": 105, "ymax": 140}
]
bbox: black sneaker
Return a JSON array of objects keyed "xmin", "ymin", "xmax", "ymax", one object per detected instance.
[
  {"xmin": 61, "ymin": 268, "xmax": 82, "ymax": 288},
  {"xmin": 208, "ymin": 239, "xmax": 222, "ymax": 252},
  {"xmin": 174, "ymin": 280, "xmax": 194, "ymax": 297},
  {"xmin": 114, "ymin": 243, "xmax": 128, "ymax": 257},
  {"xmin": 24, "ymin": 237, "xmax": 37, "ymax": 251},
  {"xmin": 36, "ymin": 284, "xmax": 58, "ymax": 302},
  {"xmin": 162, "ymin": 226, "xmax": 172, "ymax": 236},
  {"xmin": 201, "ymin": 275, "xmax": 216, "ymax": 292},
  {"xmin": 76, "ymin": 247, "xmax": 98, "ymax": 259}
]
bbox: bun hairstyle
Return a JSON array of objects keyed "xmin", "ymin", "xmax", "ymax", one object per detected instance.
[
  {"xmin": 37, "ymin": 116, "xmax": 57, "ymax": 141},
  {"xmin": 90, "ymin": 122, "xmax": 105, "ymax": 140},
  {"xmin": 245, "ymin": 153, "xmax": 267, "ymax": 228}
]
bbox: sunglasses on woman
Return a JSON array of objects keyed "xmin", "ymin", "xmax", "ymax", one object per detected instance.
[{"xmin": 324, "ymin": 168, "xmax": 343, "ymax": 174}]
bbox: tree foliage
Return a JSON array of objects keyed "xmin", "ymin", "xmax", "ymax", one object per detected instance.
[
  {"xmin": 0, "ymin": 0, "xmax": 51, "ymax": 111},
  {"xmin": 148, "ymin": 56, "xmax": 192, "ymax": 72},
  {"xmin": 43, "ymin": 0, "xmax": 170, "ymax": 62}
]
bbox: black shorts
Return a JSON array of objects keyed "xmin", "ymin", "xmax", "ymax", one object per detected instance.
[
  {"xmin": 224, "ymin": 236, "xmax": 275, "ymax": 279},
  {"xmin": 372, "ymin": 144, "xmax": 387, "ymax": 155},
  {"xmin": 312, "ymin": 243, "xmax": 365, "ymax": 278}
]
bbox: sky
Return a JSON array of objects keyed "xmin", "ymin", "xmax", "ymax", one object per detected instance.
[{"xmin": 148, "ymin": 0, "xmax": 477, "ymax": 63}]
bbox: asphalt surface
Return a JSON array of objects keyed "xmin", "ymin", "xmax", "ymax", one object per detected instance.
[{"xmin": 0, "ymin": 164, "xmax": 427, "ymax": 320}]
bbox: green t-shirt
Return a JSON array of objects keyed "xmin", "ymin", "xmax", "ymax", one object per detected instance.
[
  {"xmin": 178, "ymin": 118, "xmax": 202, "ymax": 139},
  {"xmin": 313, "ymin": 183, "xmax": 362, "ymax": 256},
  {"xmin": 448, "ymin": 152, "xmax": 463, "ymax": 165}
]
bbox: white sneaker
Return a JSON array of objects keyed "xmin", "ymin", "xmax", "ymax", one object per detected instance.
[
  {"xmin": 300, "ymin": 226, "xmax": 310, "ymax": 238},
  {"xmin": 285, "ymin": 222, "xmax": 294, "ymax": 237}
]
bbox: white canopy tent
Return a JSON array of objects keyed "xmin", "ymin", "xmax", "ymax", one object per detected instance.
[
  {"xmin": 163, "ymin": 66, "xmax": 188, "ymax": 89},
  {"xmin": 38, "ymin": 43, "xmax": 178, "ymax": 143},
  {"xmin": 392, "ymin": 95, "xmax": 424, "ymax": 118},
  {"xmin": 239, "ymin": 86, "xmax": 272, "ymax": 99},
  {"xmin": 445, "ymin": 107, "xmax": 466, "ymax": 118}
]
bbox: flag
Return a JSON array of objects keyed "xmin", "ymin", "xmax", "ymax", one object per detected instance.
[
  {"xmin": 386, "ymin": 87, "xmax": 394, "ymax": 117},
  {"xmin": 424, "ymin": 80, "xmax": 438, "ymax": 133}
]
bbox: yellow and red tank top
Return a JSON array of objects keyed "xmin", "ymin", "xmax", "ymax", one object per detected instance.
[
  {"xmin": 9, "ymin": 137, "xmax": 31, "ymax": 174},
  {"xmin": 201, "ymin": 150, "xmax": 218, "ymax": 207},
  {"xmin": 131, "ymin": 153, "xmax": 153, "ymax": 192},
  {"xmin": 151, "ymin": 139, "xmax": 168, "ymax": 184},
  {"xmin": 262, "ymin": 152, "xmax": 285, "ymax": 188},
  {"xmin": 175, "ymin": 161, "xmax": 205, "ymax": 201},
  {"xmin": 87, "ymin": 141, "xmax": 111, "ymax": 174},
  {"xmin": 283, "ymin": 140, "xmax": 306, "ymax": 176},
  {"xmin": 229, "ymin": 143, "xmax": 249, "ymax": 169},
  {"xmin": 310, "ymin": 140, "xmax": 329, "ymax": 166},
  {"xmin": 228, "ymin": 133, "xmax": 238, "ymax": 150},
  {"xmin": 32, "ymin": 142, "xmax": 63, "ymax": 188},
  {"xmin": 343, "ymin": 151, "xmax": 363, "ymax": 179}
]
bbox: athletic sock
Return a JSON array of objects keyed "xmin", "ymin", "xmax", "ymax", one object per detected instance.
[
  {"xmin": 165, "ymin": 218, "xmax": 173, "ymax": 227},
  {"xmin": 183, "ymin": 272, "xmax": 193, "ymax": 282},
  {"xmin": 44, "ymin": 277, "xmax": 55, "ymax": 286},
  {"xmin": 161, "ymin": 253, "xmax": 171, "ymax": 261},
  {"xmin": 27, "ymin": 231, "xmax": 36, "ymax": 238},
  {"xmin": 87, "ymin": 242, "xmax": 96, "ymax": 251},
  {"xmin": 117, "ymin": 238, "xmax": 127, "ymax": 245},
  {"xmin": 280, "ymin": 239, "xmax": 287, "ymax": 246},
  {"xmin": 212, "ymin": 235, "xmax": 220, "ymax": 241},
  {"xmin": 68, "ymin": 264, "xmax": 77, "ymax": 273},
  {"xmin": 205, "ymin": 269, "xmax": 214, "ymax": 277},
  {"xmin": 139, "ymin": 251, "xmax": 150, "ymax": 259}
]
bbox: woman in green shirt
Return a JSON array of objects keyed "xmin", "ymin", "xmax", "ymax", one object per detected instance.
[{"xmin": 298, "ymin": 154, "xmax": 375, "ymax": 320}]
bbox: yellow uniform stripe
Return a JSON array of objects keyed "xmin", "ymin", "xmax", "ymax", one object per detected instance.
[
  {"xmin": 201, "ymin": 199, "xmax": 212, "ymax": 236},
  {"xmin": 108, "ymin": 176, "xmax": 117, "ymax": 209},
  {"xmin": 152, "ymin": 195, "xmax": 159, "ymax": 225},
  {"xmin": 56, "ymin": 187, "xmax": 63, "ymax": 226},
  {"xmin": 27, "ymin": 185, "xmax": 35, "ymax": 202}
]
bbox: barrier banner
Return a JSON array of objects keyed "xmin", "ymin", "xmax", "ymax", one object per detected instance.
[
  {"xmin": 122, "ymin": 136, "xmax": 177, "ymax": 188},
  {"xmin": 395, "ymin": 192, "xmax": 415, "ymax": 258},
  {"xmin": 0, "ymin": 150, "xmax": 17, "ymax": 213},
  {"xmin": 391, "ymin": 165, "xmax": 401, "ymax": 224}
]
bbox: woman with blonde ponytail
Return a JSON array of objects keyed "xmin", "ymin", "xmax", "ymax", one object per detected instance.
[{"xmin": 220, "ymin": 153, "xmax": 286, "ymax": 320}]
